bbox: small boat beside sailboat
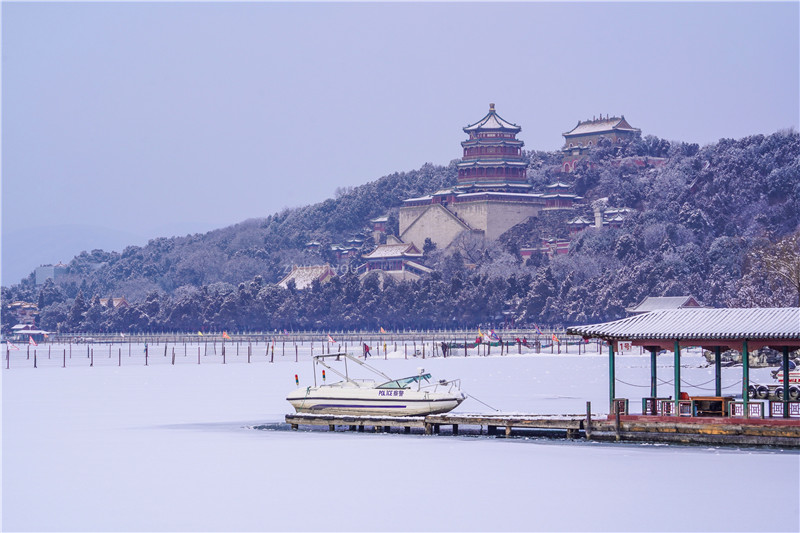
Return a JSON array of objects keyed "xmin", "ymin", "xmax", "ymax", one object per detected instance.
[{"xmin": 286, "ymin": 353, "xmax": 465, "ymax": 416}]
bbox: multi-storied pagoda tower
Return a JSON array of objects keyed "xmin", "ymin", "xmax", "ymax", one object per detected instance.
[
  {"xmin": 457, "ymin": 103, "xmax": 530, "ymax": 191},
  {"xmin": 399, "ymin": 104, "xmax": 545, "ymax": 251}
]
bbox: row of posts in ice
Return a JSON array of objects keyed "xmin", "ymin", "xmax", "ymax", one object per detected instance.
[{"xmin": 5, "ymin": 331, "xmax": 612, "ymax": 369}]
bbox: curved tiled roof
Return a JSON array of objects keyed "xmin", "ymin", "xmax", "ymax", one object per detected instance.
[
  {"xmin": 463, "ymin": 104, "xmax": 521, "ymax": 132},
  {"xmin": 563, "ymin": 116, "xmax": 640, "ymax": 137},
  {"xmin": 566, "ymin": 308, "xmax": 800, "ymax": 341}
]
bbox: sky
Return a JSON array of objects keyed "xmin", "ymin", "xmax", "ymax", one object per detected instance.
[{"xmin": 2, "ymin": 1, "xmax": 798, "ymax": 285}]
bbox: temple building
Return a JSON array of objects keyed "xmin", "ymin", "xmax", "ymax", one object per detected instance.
[
  {"xmin": 399, "ymin": 104, "xmax": 545, "ymax": 250},
  {"xmin": 359, "ymin": 243, "xmax": 432, "ymax": 282},
  {"xmin": 277, "ymin": 265, "xmax": 337, "ymax": 290},
  {"xmin": 561, "ymin": 115, "xmax": 641, "ymax": 172},
  {"xmin": 542, "ymin": 182, "xmax": 582, "ymax": 211}
]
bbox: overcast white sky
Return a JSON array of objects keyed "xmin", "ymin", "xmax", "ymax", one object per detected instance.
[{"xmin": 2, "ymin": 1, "xmax": 798, "ymax": 285}]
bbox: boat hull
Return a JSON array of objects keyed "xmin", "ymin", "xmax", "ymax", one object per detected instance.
[{"xmin": 286, "ymin": 387, "xmax": 464, "ymax": 416}]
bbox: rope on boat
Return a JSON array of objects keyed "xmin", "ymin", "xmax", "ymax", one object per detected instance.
[{"xmin": 465, "ymin": 392, "xmax": 500, "ymax": 412}]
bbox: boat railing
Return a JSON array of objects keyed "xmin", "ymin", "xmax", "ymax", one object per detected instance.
[{"xmin": 426, "ymin": 378, "xmax": 462, "ymax": 394}]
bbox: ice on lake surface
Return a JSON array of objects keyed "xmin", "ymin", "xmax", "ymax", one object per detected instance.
[{"xmin": 3, "ymin": 341, "xmax": 798, "ymax": 532}]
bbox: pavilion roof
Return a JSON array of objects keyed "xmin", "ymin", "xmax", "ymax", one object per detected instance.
[
  {"xmin": 363, "ymin": 243, "xmax": 422, "ymax": 259},
  {"xmin": 277, "ymin": 264, "xmax": 336, "ymax": 290},
  {"xmin": 567, "ymin": 308, "xmax": 800, "ymax": 342},
  {"xmin": 463, "ymin": 104, "xmax": 521, "ymax": 132},
  {"xmin": 625, "ymin": 295, "xmax": 702, "ymax": 313},
  {"xmin": 563, "ymin": 116, "xmax": 640, "ymax": 137}
]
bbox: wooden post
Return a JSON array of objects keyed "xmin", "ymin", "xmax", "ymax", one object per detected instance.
[
  {"xmin": 34, "ymin": 351, "xmax": 37, "ymax": 368},
  {"xmin": 223, "ymin": 345, "xmax": 226, "ymax": 364},
  {"xmin": 585, "ymin": 401, "xmax": 593, "ymax": 440},
  {"xmin": 198, "ymin": 347, "xmax": 201, "ymax": 364},
  {"xmin": 90, "ymin": 349, "xmax": 94, "ymax": 367},
  {"xmin": 119, "ymin": 348, "xmax": 122, "ymax": 367},
  {"xmin": 714, "ymin": 346, "xmax": 722, "ymax": 397},
  {"xmin": 171, "ymin": 347, "xmax": 176, "ymax": 365},
  {"xmin": 63, "ymin": 349, "xmax": 66, "ymax": 368}
]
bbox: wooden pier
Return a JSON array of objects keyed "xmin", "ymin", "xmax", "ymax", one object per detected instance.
[{"xmin": 285, "ymin": 410, "xmax": 800, "ymax": 447}]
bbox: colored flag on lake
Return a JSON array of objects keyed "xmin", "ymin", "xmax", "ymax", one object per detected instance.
[
  {"xmin": 29, "ymin": 336, "xmax": 38, "ymax": 346},
  {"xmin": 222, "ymin": 331, "xmax": 231, "ymax": 340},
  {"xmin": 552, "ymin": 333, "xmax": 560, "ymax": 343},
  {"xmin": 327, "ymin": 334, "xmax": 335, "ymax": 343}
]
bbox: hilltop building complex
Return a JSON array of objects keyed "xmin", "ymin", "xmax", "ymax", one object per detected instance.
[
  {"xmin": 561, "ymin": 115, "xmax": 641, "ymax": 172},
  {"xmin": 399, "ymin": 104, "xmax": 546, "ymax": 251}
]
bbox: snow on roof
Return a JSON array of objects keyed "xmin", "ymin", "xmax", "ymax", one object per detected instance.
[
  {"xmin": 403, "ymin": 195, "xmax": 433, "ymax": 203},
  {"xmin": 545, "ymin": 182, "xmax": 572, "ymax": 189},
  {"xmin": 370, "ymin": 216, "xmax": 389, "ymax": 223},
  {"xmin": 277, "ymin": 264, "xmax": 336, "ymax": 290},
  {"xmin": 463, "ymin": 103, "xmax": 521, "ymax": 132},
  {"xmin": 454, "ymin": 192, "xmax": 543, "ymax": 199},
  {"xmin": 457, "ymin": 159, "xmax": 528, "ymax": 167},
  {"xmin": 625, "ymin": 296, "xmax": 703, "ymax": 314},
  {"xmin": 567, "ymin": 308, "xmax": 800, "ymax": 342},
  {"xmin": 404, "ymin": 260, "xmax": 433, "ymax": 273},
  {"xmin": 563, "ymin": 116, "xmax": 641, "ymax": 137},
  {"xmin": 541, "ymin": 193, "xmax": 581, "ymax": 199},
  {"xmin": 363, "ymin": 243, "xmax": 422, "ymax": 259}
]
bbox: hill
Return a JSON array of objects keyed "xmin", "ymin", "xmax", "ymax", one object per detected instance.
[{"xmin": 2, "ymin": 130, "xmax": 798, "ymax": 332}]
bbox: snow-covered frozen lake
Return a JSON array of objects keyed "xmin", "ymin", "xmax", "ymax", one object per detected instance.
[{"xmin": 3, "ymin": 342, "xmax": 798, "ymax": 531}]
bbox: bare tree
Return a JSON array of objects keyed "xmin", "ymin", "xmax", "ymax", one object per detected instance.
[{"xmin": 752, "ymin": 230, "xmax": 800, "ymax": 306}]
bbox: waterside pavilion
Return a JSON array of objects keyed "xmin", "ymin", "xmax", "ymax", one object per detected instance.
[{"xmin": 567, "ymin": 307, "xmax": 800, "ymax": 419}]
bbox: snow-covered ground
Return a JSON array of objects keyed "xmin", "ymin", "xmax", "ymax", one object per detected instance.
[{"xmin": 3, "ymin": 342, "xmax": 798, "ymax": 531}]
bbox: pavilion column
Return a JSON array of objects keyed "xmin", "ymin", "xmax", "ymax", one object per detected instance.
[
  {"xmin": 673, "ymin": 341, "xmax": 681, "ymax": 409},
  {"xmin": 714, "ymin": 346, "xmax": 722, "ymax": 397},
  {"xmin": 608, "ymin": 341, "xmax": 615, "ymax": 410},
  {"xmin": 742, "ymin": 340, "xmax": 749, "ymax": 417},
  {"xmin": 782, "ymin": 346, "xmax": 790, "ymax": 419},
  {"xmin": 649, "ymin": 347, "xmax": 658, "ymax": 399}
]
